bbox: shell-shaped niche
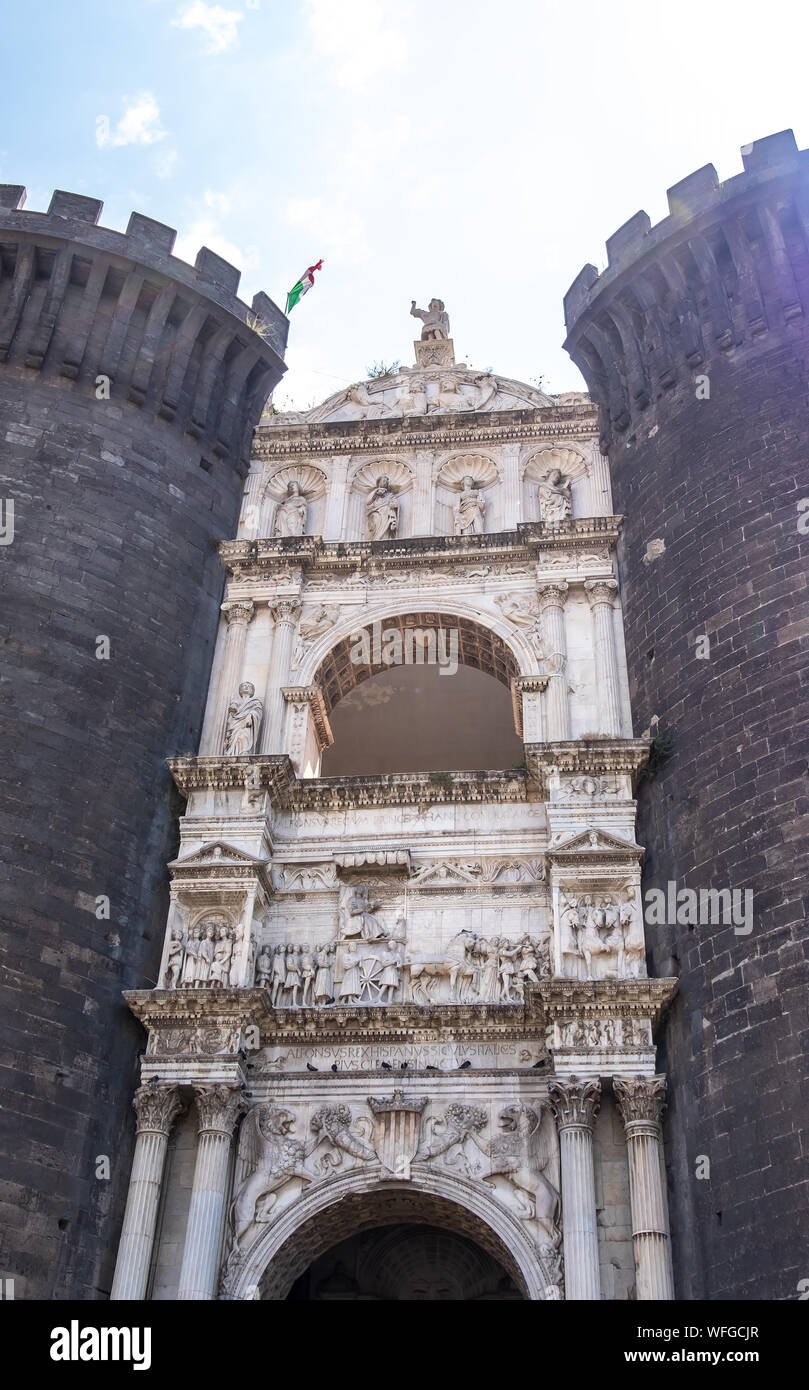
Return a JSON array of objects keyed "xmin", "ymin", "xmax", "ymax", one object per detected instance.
[
  {"xmin": 264, "ymin": 463, "xmax": 328, "ymax": 500},
  {"xmin": 437, "ymin": 453, "xmax": 499, "ymax": 491},
  {"xmin": 351, "ymin": 459, "xmax": 414, "ymax": 494},
  {"xmin": 523, "ymin": 446, "xmax": 588, "ymax": 484}
]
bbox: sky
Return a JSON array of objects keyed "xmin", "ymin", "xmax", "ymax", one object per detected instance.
[{"xmin": 2, "ymin": 0, "xmax": 808, "ymax": 410}]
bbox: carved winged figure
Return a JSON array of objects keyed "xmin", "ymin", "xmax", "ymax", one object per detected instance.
[
  {"xmin": 231, "ymin": 1103, "xmax": 312, "ymax": 1247},
  {"xmin": 473, "ymin": 1103, "xmax": 560, "ymax": 1244},
  {"xmin": 415, "ymin": 1102, "xmax": 488, "ymax": 1171}
]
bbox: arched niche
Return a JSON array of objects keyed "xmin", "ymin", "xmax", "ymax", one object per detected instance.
[
  {"xmin": 522, "ymin": 446, "xmax": 590, "ymax": 522},
  {"xmin": 346, "ymin": 459, "xmax": 414, "ymax": 541},
  {"xmin": 260, "ymin": 463, "xmax": 328, "ymax": 538},
  {"xmin": 433, "ymin": 453, "xmax": 501, "ymax": 536}
]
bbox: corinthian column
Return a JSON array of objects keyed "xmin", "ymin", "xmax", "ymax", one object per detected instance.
[
  {"xmin": 548, "ymin": 1075, "xmax": 601, "ymax": 1300},
  {"xmin": 202, "ymin": 600, "xmax": 255, "ymax": 754},
  {"xmin": 613, "ymin": 1075, "xmax": 674, "ymax": 1300},
  {"xmin": 537, "ymin": 583, "xmax": 570, "ymax": 740},
  {"xmin": 177, "ymin": 1084, "xmax": 246, "ymax": 1301},
  {"xmin": 585, "ymin": 579, "xmax": 622, "ymax": 736},
  {"xmin": 261, "ymin": 598, "xmax": 301, "ymax": 753},
  {"xmin": 110, "ymin": 1083, "xmax": 184, "ymax": 1300}
]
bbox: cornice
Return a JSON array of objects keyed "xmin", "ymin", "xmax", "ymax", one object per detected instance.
[
  {"xmin": 525, "ymin": 738, "xmax": 650, "ymax": 794},
  {"xmin": 252, "ymin": 405, "xmax": 598, "ymax": 457},
  {"xmin": 219, "ymin": 517, "xmax": 622, "ymax": 578},
  {"xmin": 167, "ymin": 756, "xmax": 531, "ymax": 809}
]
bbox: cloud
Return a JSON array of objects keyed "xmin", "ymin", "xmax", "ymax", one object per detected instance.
[
  {"xmin": 173, "ymin": 190, "xmax": 257, "ymax": 275},
  {"xmin": 172, "ymin": 2, "xmax": 243, "ymax": 54},
  {"xmin": 96, "ymin": 93, "xmax": 166, "ymax": 149},
  {"xmin": 154, "ymin": 147, "xmax": 179, "ymax": 180},
  {"xmin": 304, "ymin": 0, "xmax": 407, "ymax": 89}
]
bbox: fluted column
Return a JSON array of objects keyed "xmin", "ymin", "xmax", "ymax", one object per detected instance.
[
  {"xmin": 202, "ymin": 600, "xmax": 255, "ymax": 754},
  {"xmin": 237, "ymin": 462, "xmax": 265, "ymax": 540},
  {"xmin": 548, "ymin": 1075, "xmax": 601, "ymax": 1300},
  {"xmin": 613, "ymin": 1075, "xmax": 674, "ymax": 1300},
  {"xmin": 177, "ymin": 1084, "xmax": 246, "ymax": 1301},
  {"xmin": 110, "ymin": 1083, "xmax": 184, "ymax": 1300},
  {"xmin": 261, "ymin": 598, "xmax": 301, "ymax": 753},
  {"xmin": 585, "ymin": 579, "xmax": 622, "ymax": 736},
  {"xmin": 537, "ymin": 583, "xmax": 570, "ymax": 740},
  {"xmin": 324, "ymin": 457, "xmax": 350, "ymax": 538}
]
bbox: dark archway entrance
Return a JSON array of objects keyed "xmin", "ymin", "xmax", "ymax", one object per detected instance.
[
  {"xmin": 287, "ymin": 1223, "xmax": 522, "ymax": 1301},
  {"xmin": 255, "ymin": 1186, "xmax": 531, "ymax": 1300}
]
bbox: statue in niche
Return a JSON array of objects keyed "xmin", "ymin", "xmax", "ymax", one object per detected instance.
[
  {"xmin": 339, "ymin": 882, "xmax": 387, "ymax": 941},
  {"xmin": 454, "ymin": 476, "xmax": 486, "ymax": 536},
  {"xmin": 538, "ymin": 467, "xmax": 572, "ymax": 523},
  {"xmin": 224, "ymin": 681, "xmax": 263, "ymax": 756},
  {"xmin": 195, "ymin": 923, "xmax": 216, "ymax": 987},
  {"xmin": 366, "ymin": 475, "xmax": 400, "ymax": 541},
  {"xmin": 210, "ymin": 923, "xmax": 234, "ymax": 988},
  {"xmin": 165, "ymin": 925, "xmax": 184, "ymax": 988},
  {"xmin": 272, "ymin": 480, "xmax": 308, "ymax": 537},
  {"xmin": 180, "ymin": 925, "xmax": 200, "ymax": 986},
  {"xmin": 410, "ymin": 297, "xmax": 450, "ymax": 340}
]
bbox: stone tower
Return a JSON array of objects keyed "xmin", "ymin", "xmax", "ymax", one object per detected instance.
[
  {"xmin": 563, "ymin": 131, "xmax": 809, "ymax": 1299},
  {"xmin": 0, "ymin": 187, "xmax": 287, "ymax": 1298},
  {"xmin": 109, "ymin": 314, "xmax": 678, "ymax": 1303}
]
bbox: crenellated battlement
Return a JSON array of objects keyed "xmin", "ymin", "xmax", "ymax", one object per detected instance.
[
  {"xmin": 0, "ymin": 185, "xmax": 288, "ymax": 464},
  {"xmin": 562, "ymin": 130, "xmax": 809, "ymax": 444}
]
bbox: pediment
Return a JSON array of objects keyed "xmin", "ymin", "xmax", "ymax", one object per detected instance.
[
  {"xmin": 546, "ymin": 827, "xmax": 643, "ymax": 858},
  {"xmin": 168, "ymin": 841, "xmax": 270, "ymax": 870}
]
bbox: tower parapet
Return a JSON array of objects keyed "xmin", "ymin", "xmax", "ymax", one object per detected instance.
[
  {"xmin": 0, "ymin": 187, "xmax": 286, "ymax": 1299},
  {"xmin": 562, "ymin": 132, "xmax": 809, "ymax": 1299},
  {"xmin": 563, "ymin": 129, "xmax": 809, "ymax": 447},
  {"xmin": 0, "ymin": 185, "xmax": 287, "ymax": 462}
]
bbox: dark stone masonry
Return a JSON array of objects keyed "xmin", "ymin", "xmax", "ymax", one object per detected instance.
[
  {"xmin": 564, "ymin": 131, "xmax": 809, "ymax": 1299},
  {"xmin": 0, "ymin": 189, "xmax": 286, "ymax": 1298}
]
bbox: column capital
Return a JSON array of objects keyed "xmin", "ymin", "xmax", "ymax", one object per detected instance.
[
  {"xmin": 613, "ymin": 1074, "xmax": 667, "ymax": 1127},
  {"xmin": 536, "ymin": 581, "xmax": 569, "ymax": 611},
  {"xmin": 193, "ymin": 1083, "xmax": 247, "ymax": 1136},
  {"xmin": 270, "ymin": 597, "xmax": 302, "ymax": 627},
  {"xmin": 584, "ymin": 578, "xmax": 618, "ymax": 608},
  {"xmin": 221, "ymin": 599, "xmax": 255, "ymax": 627},
  {"xmin": 548, "ymin": 1074, "xmax": 601, "ymax": 1130},
  {"xmin": 132, "ymin": 1082, "xmax": 184, "ymax": 1136}
]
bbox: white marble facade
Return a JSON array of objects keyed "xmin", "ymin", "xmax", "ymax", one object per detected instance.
[{"xmin": 113, "ymin": 324, "xmax": 676, "ymax": 1303}]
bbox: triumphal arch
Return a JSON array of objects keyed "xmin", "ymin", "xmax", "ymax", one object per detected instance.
[{"xmin": 112, "ymin": 305, "xmax": 677, "ymax": 1302}]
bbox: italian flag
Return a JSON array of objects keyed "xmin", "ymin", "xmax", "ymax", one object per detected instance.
[{"xmin": 285, "ymin": 260, "xmax": 323, "ymax": 314}]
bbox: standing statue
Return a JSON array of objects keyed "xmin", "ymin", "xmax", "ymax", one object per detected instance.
[
  {"xmin": 164, "ymin": 925, "xmax": 185, "ymax": 988},
  {"xmin": 454, "ymin": 476, "xmax": 486, "ymax": 536},
  {"xmin": 538, "ymin": 467, "xmax": 572, "ymax": 523},
  {"xmin": 224, "ymin": 681, "xmax": 263, "ymax": 756},
  {"xmin": 210, "ymin": 924, "xmax": 233, "ymax": 988},
  {"xmin": 180, "ymin": 925, "xmax": 201, "ymax": 987},
  {"xmin": 366, "ymin": 475, "xmax": 400, "ymax": 541},
  {"xmin": 272, "ymin": 480, "xmax": 308, "ymax": 537},
  {"xmin": 410, "ymin": 298, "xmax": 450, "ymax": 341}
]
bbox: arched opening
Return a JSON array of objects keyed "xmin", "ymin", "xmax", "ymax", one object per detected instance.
[
  {"xmin": 254, "ymin": 1187, "xmax": 530, "ymax": 1300},
  {"xmin": 287, "ymin": 1223, "xmax": 522, "ymax": 1301},
  {"xmin": 315, "ymin": 613, "xmax": 524, "ymax": 776}
]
